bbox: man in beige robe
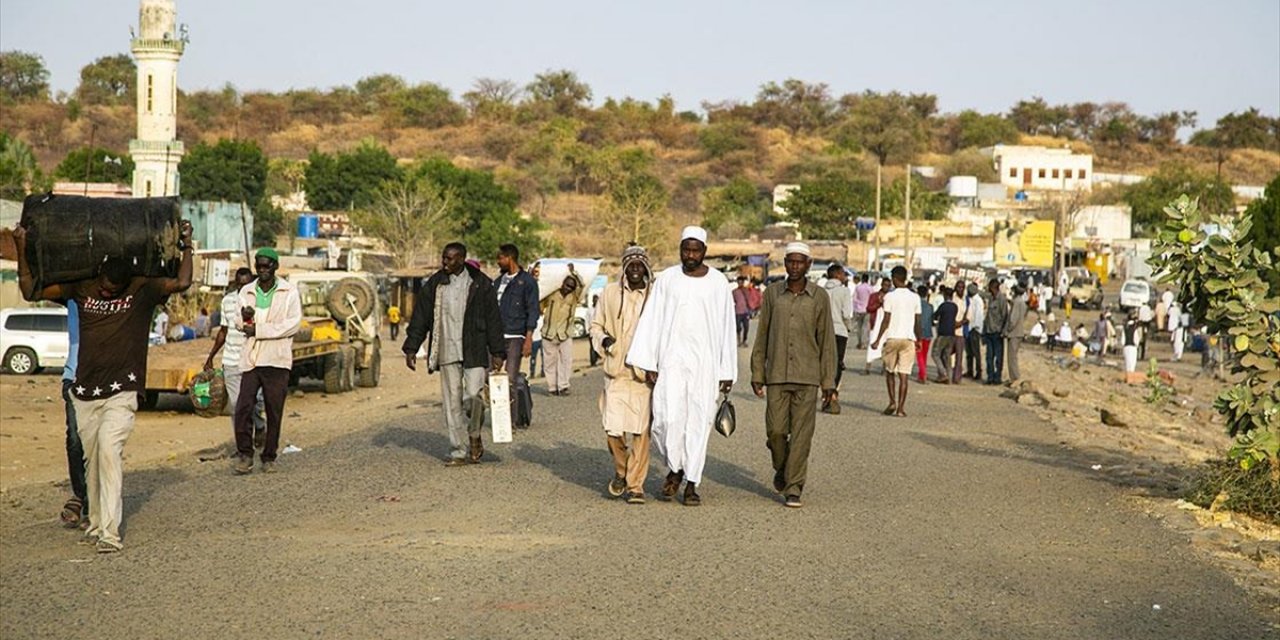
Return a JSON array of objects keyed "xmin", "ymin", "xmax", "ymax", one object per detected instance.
[{"xmin": 590, "ymin": 245, "xmax": 653, "ymax": 504}]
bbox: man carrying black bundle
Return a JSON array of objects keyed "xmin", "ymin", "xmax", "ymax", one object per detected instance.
[{"xmin": 14, "ymin": 220, "xmax": 194, "ymax": 554}]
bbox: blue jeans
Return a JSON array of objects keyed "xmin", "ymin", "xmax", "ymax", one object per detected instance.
[
  {"xmin": 983, "ymin": 332, "xmax": 1005, "ymax": 383},
  {"xmin": 62, "ymin": 380, "xmax": 88, "ymax": 511}
]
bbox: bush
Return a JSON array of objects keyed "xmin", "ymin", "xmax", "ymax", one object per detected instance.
[{"xmin": 1184, "ymin": 458, "xmax": 1280, "ymax": 525}]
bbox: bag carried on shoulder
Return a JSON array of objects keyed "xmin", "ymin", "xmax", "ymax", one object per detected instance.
[{"xmin": 714, "ymin": 393, "xmax": 736, "ymax": 437}]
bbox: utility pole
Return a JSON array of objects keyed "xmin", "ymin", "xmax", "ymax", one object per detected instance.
[
  {"xmin": 874, "ymin": 162, "xmax": 882, "ymax": 272},
  {"xmin": 1057, "ymin": 174, "xmax": 1067, "ymax": 284},
  {"xmin": 904, "ymin": 163, "xmax": 912, "ymax": 272}
]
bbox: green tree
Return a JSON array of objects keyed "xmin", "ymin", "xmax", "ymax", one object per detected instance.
[
  {"xmin": 524, "ymin": 69, "xmax": 592, "ymax": 117},
  {"xmin": 1124, "ymin": 163, "xmax": 1234, "ymax": 235},
  {"xmin": 406, "ymin": 156, "xmax": 551, "ymax": 258},
  {"xmin": 946, "ymin": 110, "xmax": 1020, "ymax": 150},
  {"xmin": 750, "ymin": 79, "xmax": 836, "ymax": 133},
  {"xmin": 779, "ymin": 176, "xmax": 875, "ymax": 240},
  {"xmin": 0, "ymin": 133, "xmax": 49, "ymax": 199},
  {"xmin": 351, "ymin": 176, "xmax": 458, "ymax": 269},
  {"xmin": 354, "ymin": 73, "xmax": 406, "ymax": 112},
  {"xmin": 385, "ymin": 83, "xmax": 466, "ymax": 128},
  {"xmin": 1009, "ymin": 97, "xmax": 1051, "ymax": 135},
  {"xmin": 76, "ymin": 54, "xmax": 135, "ymax": 105},
  {"xmin": 1192, "ymin": 108, "xmax": 1280, "ymax": 153},
  {"xmin": 1245, "ymin": 174, "xmax": 1280, "ymax": 293},
  {"xmin": 939, "ymin": 147, "xmax": 998, "ymax": 182},
  {"xmin": 180, "ymin": 139, "xmax": 269, "ymax": 205},
  {"xmin": 0, "ymin": 51, "xmax": 50, "ymax": 103},
  {"xmin": 303, "ymin": 142, "xmax": 403, "ymax": 210},
  {"xmin": 53, "ymin": 147, "xmax": 134, "ymax": 183},
  {"xmin": 834, "ymin": 91, "xmax": 927, "ymax": 166},
  {"xmin": 701, "ymin": 177, "xmax": 771, "ymax": 234},
  {"xmin": 884, "ymin": 174, "xmax": 951, "ymax": 221},
  {"xmin": 698, "ymin": 120, "xmax": 759, "ymax": 158}
]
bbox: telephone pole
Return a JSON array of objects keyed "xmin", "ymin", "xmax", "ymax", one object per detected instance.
[
  {"xmin": 904, "ymin": 163, "xmax": 912, "ymax": 272},
  {"xmin": 874, "ymin": 163, "xmax": 882, "ymax": 272}
]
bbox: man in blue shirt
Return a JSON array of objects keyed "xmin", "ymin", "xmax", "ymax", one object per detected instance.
[
  {"xmin": 495, "ymin": 244, "xmax": 539, "ymax": 429},
  {"xmin": 59, "ymin": 299, "xmax": 87, "ymax": 528}
]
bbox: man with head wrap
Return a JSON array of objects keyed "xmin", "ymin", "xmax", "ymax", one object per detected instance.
[
  {"xmin": 627, "ymin": 226, "xmax": 737, "ymax": 507},
  {"xmin": 590, "ymin": 245, "xmax": 654, "ymax": 504}
]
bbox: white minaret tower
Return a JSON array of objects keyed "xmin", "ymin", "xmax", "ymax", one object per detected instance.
[{"xmin": 129, "ymin": 0, "xmax": 186, "ymax": 198}]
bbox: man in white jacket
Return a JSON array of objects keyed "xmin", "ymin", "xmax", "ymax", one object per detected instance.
[
  {"xmin": 822, "ymin": 263, "xmax": 855, "ymax": 414},
  {"xmin": 232, "ymin": 248, "xmax": 302, "ymax": 475}
]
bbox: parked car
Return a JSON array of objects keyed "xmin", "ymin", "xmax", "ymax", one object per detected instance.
[
  {"xmin": 1068, "ymin": 276, "xmax": 1104, "ymax": 310},
  {"xmin": 0, "ymin": 307, "xmax": 70, "ymax": 375},
  {"xmin": 1119, "ymin": 279, "xmax": 1156, "ymax": 310}
]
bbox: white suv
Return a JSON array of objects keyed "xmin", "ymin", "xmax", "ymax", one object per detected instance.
[{"xmin": 0, "ymin": 307, "xmax": 70, "ymax": 375}]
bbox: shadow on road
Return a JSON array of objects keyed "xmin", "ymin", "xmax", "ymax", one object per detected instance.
[
  {"xmin": 121, "ymin": 467, "xmax": 186, "ymax": 535},
  {"xmin": 370, "ymin": 426, "xmax": 504, "ymax": 462},
  {"xmin": 514, "ymin": 441, "xmax": 607, "ymax": 495},
  {"xmin": 908, "ymin": 431, "xmax": 1185, "ymax": 497},
  {"xmin": 704, "ymin": 455, "xmax": 775, "ymax": 500}
]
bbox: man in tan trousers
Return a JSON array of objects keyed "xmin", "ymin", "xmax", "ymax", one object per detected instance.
[{"xmin": 590, "ymin": 245, "xmax": 653, "ymax": 504}]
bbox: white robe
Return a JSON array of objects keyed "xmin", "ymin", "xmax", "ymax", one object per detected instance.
[{"xmin": 626, "ymin": 266, "xmax": 737, "ymax": 484}]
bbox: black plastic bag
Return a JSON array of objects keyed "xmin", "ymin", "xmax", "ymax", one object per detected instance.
[{"xmin": 714, "ymin": 393, "xmax": 736, "ymax": 437}]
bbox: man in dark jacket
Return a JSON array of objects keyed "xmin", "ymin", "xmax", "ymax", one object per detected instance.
[
  {"xmin": 495, "ymin": 243, "xmax": 539, "ymax": 429},
  {"xmin": 403, "ymin": 242, "xmax": 506, "ymax": 466}
]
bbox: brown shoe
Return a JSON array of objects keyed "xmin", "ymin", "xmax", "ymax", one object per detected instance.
[
  {"xmin": 232, "ymin": 455, "xmax": 253, "ymax": 475},
  {"xmin": 468, "ymin": 438, "xmax": 484, "ymax": 464},
  {"xmin": 444, "ymin": 457, "xmax": 468, "ymax": 467},
  {"xmin": 659, "ymin": 471, "xmax": 683, "ymax": 501},
  {"xmin": 682, "ymin": 482, "xmax": 701, "ymax": 507},
  {"xmin": 625, "ymin": 491, "xmax": 647, "ymax": 504},
  {"xmin": 607, "ymin": 474, "xmax": 626, "ymax": 497}
]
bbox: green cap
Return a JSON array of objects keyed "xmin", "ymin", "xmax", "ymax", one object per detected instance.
[{"xmin": 256, "ymin": 247, "xmax": 280, "ymax": 263}]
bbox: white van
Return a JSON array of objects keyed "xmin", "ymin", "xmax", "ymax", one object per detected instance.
[
  {"xmin": 0, "ymin": 307, "xmax": 70, "ymax": 374},
  {"xmin": 1119, "ymin": 279, "xmax": 1155, "ymax": 310}
]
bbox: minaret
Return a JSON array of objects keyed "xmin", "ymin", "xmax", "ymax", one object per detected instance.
[{"xmin": 129, "ymin": 0, "xmax": 185, "ymax": 198}]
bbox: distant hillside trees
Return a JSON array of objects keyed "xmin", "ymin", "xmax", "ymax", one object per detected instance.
[
  {"xmin": 76, "ymin": 54, "xmax": 135, "ymax": 106},
  {"xmin": 0, "ymin": 51, "xmax": 50, "ymax": 103}
]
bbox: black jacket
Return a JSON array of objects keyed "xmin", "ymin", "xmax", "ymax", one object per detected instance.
[
  {"xmin": 402, "ymin": 264, "xmax": 506, "ymax": 370},
  {"xmin": 497, "ymin": 269, "xmax": 540, "ymax": 337}
]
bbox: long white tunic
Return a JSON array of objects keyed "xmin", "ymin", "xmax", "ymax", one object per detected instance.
[{"xmin": 626, "ymin": 266, "xmax": 737, "ymax": 484}]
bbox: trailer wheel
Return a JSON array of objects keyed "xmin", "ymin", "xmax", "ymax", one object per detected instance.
[
  {"xmin": 326, "ymin": 277, "xmax": 377, "ymax": 322},
  {"xmin": 139, "ymin": 390, "xmax": 160, "ymax": 410},
  {"xmin": 358, "ymin": 340, "xmax": 381, "ymax": 388},
  {"xmin": 323, "ymin": 351, "xmax": 344, "ymax": 394}
]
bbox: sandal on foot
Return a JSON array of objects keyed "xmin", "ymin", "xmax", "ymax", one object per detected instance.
[{"xmin": 60, "ymin": 498, "xmax": 84, "ymax": 528}]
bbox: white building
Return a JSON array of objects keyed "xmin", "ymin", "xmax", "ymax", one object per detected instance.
[
  {"xmin": 129, "ymin": 0, "xmax": 186, "ymax": 198},
  {"xmin": 984, "ymin": 145, "xmax": 1092, "ymax": 193},
  {"xmin": 1071, "ymin": 205, "xmax": 1132, "ymax": 242}
]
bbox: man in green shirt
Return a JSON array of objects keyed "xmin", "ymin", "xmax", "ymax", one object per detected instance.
[{"xmin": 750, "ymin": 242, "xmax": 837, "ymax": 509}]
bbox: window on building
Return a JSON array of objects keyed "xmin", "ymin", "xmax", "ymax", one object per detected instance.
[
  {"xmin": 1078, "ymin": 169, "xmax": 1087, "ymax": 180},
  {"xmin": 1009, "ymin": 167, "xmax": 1017, "ymax": 178},
  {"xmin": 145, "ymin": 180, "xmax": 153, "ymax": 197},
  {"xmin": 1052, "ymin": 169, "xmax": 1060, "ymax": 179},
  {"xmin": 146, "ymin": 74, "xmax": 154, "ymax": 113},
  {"xmin": 1064, "ymin": 169, "xmax": 1073, "ymax": 179},
  {"xmin": 1038, "ymin": 169, "xmax": 1046, "ymax": 179}
]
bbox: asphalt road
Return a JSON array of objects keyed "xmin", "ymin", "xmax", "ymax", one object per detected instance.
[{"xmin": 1, "ymin": 339, "xmax": 1275, "ymax": 639}]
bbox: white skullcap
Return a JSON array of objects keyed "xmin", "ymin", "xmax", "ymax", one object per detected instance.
[
  {"xmin": 783, "ymin": 242, "xmax": 811, "ymax": 257},
  {"xmin": 680, "ymin": 225, "xmax": 708, "ymax": 244}
]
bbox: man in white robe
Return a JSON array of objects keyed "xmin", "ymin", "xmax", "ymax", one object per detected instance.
[{"xmin": 626, "ymin": 226, "xmax": 737, "ymax": 506}]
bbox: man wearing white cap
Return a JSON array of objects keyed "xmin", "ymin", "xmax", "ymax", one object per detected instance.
[
  {"xmin": 750, "ymin": 242, "xmax": 837, "ymax": 508},
  {"xmin": 627, "ymin": 226, "xmax": 737, "ymax": 506}
]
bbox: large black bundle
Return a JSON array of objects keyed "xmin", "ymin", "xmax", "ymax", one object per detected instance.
[{"xmin": 20, "ymin": 193, "xmax": 183, "ymax": 290}]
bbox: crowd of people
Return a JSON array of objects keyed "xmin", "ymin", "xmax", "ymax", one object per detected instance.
[{"xmin": 21, "ymin": 211, "xmax": 1212, "ymax": 552}]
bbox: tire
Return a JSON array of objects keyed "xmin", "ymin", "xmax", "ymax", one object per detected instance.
[
  {"xmin": 326, "ymin": 277, "xmax": 377, "ymax": 322},
  {"xmin": 358, "ymin": 340, "xmax": 381, "ymax": 388},
  {"xmin": 139, "ymin": 390, "xmax": 160, "ymax": 410},
  {"xmin": 571, "ymin": 318, "xmax": 587, "ymax": 339},
  {"xmin": 3, "ymin": 347, "xmax": 37, "ymax": 375},
  {"xmin": 323, "ymin": 351, "xmax": 344, "ymax": 394}
]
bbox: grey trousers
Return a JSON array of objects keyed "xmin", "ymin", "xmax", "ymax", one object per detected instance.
[
  {"xmin": 440, "ymin": 363, "xmax": 487, "ymax": 459},
  {"xmin": 1006, "ymin": 338, "xmax": 1021, "ymax": 381}
]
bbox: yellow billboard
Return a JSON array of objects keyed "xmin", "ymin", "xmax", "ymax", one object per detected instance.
[{"xmin": 995, "ymin": 220, "xmax": 1056, "ymax": 268}]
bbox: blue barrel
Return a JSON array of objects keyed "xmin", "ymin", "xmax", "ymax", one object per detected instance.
[{"xmin": 297, "ymin": 214, "xmax": 319, "ymax": 238}]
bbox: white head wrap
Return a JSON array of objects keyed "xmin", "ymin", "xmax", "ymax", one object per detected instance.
[
  {"xmin": 783, "ymin": 242, "xmax": 811, "ymax": 257},
  {"xmin": 680, "ymin": 225, "xmax": 708, "ymax": 244}
]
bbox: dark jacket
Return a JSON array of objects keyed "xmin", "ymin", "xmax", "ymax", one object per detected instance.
[
  {"xmin": 497, "ymin": 269, "xmax": 540, "ymax": 337},
  {"xmin": 402, "ymin": 264, "xmax": 505, "ymax": 370}
]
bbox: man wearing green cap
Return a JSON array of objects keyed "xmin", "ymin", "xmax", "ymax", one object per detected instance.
[{"xmin": 231, "ymin": 247, "xmax": 302, "ymax": 475}]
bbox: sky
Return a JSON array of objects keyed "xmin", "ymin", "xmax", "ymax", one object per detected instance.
[{"xmin": 2, "ymin": 0, "xmax": 1277, "ymax": 128}]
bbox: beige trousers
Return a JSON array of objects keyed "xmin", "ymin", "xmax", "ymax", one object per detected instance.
[
  {"xmin": 544, "ymin": 338, "xmax": 574, "ymax": 392},
  {"xmin": 72, "ymin": 392, "xmax": 137, "ymax": 547},
  {"xmin": 607, "ymin": 430, "xmax": 651, "ymax": 494}
]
